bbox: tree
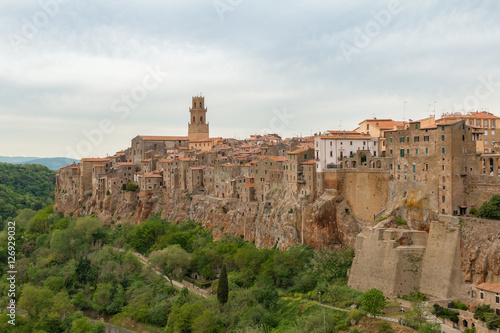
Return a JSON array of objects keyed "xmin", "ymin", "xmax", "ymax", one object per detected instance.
[
  {"xmin": 149, "ymin": 245, "xmax": 191, "ymax": 287},
  {"xmin": 18, "ymin": 284, "xmax": 54, "ymax": 318},
  {"xmin": 361, "ymin": 288, "xmax": 387, "ymax": 315},
  {"xmin": 217, "ymin": 264, "xmax": 229, "ymax": 304},
  {"xmin": 479, "ymin": 194, "xmax": 500, "ymax": 219}
]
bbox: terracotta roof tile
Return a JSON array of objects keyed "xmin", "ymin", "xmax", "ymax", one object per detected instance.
[
  {"xmin": 138, "ymin": 135, "xmax": 188, "ymax": 141},
  {"xmin": 476, "ymin": 283, "xmax": 500, "ymax": 293}
]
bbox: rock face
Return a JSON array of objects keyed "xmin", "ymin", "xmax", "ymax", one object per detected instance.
[
  {"xmin": 56, "ymin": 185, "xmax": 500, "ymax": 287},
  {"xmin": 55, "ymin": 188, "xmax": 361, "ymax": 250},
  {"xmin": 459, "ymin": 217, "xmax": 500, "ymax": 285}
]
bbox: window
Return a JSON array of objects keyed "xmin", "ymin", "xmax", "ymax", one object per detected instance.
[
  {"xmin": 407, "ymin": 137, "xmax": 410, "ymax": 142},
  {"xmin": 442, "ymin": 126, "xmax": 445, "ymax": 131},
  {"xmin": 400, "ymin": 137, "xmax": 404, "ymax": 143},
  {"xmin": 485, "ymin": 130, "xmax": 488, "ymax": 136},
  {"xmin": 398, "ymin": 164, "xmax": 400, "ymax": 170},
  {"xmin": 415, "ymin": 123, "xmax": 419, "ymax": 129},
  {"xmin": 442, "ymin": 147, "xmax": 445, "ymax": 154},
  {"xmin": 390, "ymin": 149, "xmax": 393, "ymax": 155},
  {"xmin": 477, "ymin": 120, "xmax": 481, "ymax": 127},
  {"xmin": 492, "ymin": 130, "xmax": 496, "ymax": 135},
  {"xmin": 425, "ymin": 163, "xmax": 428, "ymax": 171},
  {"xmin": 496, "ymin": 295, "xmax": 499, "ymax": 304},
  {"xmin": 470, "ymin": 120, "xmax": 474, "ymax": 125},
  {"xmin": 485, "ymin": 120, "xmax": 489, "ymax": 127},
  {"xmin": 442, "ymin": 165, "xmax": 445, "ymax": 171},
  {"xmin": 390, "ymin": 164, "xmax": 393, "ymax": 170},
  {"xmin": 330, "ymin": 142, "xmax": 332, "ymax": 146},
  {"xmin": 426, "ymin": 148, "xmax": 429, "ymax": 154},
  {"xmin": 400, "ymin": 149, "xmax": 405, "ymax": 157},
  {"xmin": 416, "ymin": 149, "xmax": 418, "ymax": 155},
  {"xmin": 414, "ymin": 136, "xmax": 420, "ymax": 142},
  {"xmin": 442, "ymin": 135, "xmax": 445, "ymax": 141},
  {"xmin": 390, "ymin": 137, "xmax": 393, "ymax": 143},
  {"xmin": 424, "ymin": 136, "xmax": 429, "ymax": 142},
  {"xmin": 462, "ymin": 135, "xmax": 465, "ymax": 141},
  {"xmin": 413, "ymin": 164, "xmax": 416, "ymax": 173},
  {"xmin": 367, "ymin": 124, "xmax": 370, "ymax": 130},
  {"xmin": 407, "ymin": 149, "xmax": 409, "ymax": 154},
  {"xmin": 350, "ymin": 141, "xmax": 353, "ymax": 145},
  {"xmin": 480, "ymin": 291, "xmax": 484, "ymax": 300},
  {"xmin": 330, "ymin": 151, "xmax": 333, "ymax": 157},
  {"xmin": 363, "ymin": 141, "xmax": 366, "ymax": 145},
  {"xmin": 492, "ymin": 120, "xmax": 496, "ymax": 127},
  {"xmin": 485, "ymin": 141, "xmax": 489, "ymax": 146}
]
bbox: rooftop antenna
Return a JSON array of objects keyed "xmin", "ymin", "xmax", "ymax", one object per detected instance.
[
  {"xmin": 403, "ymin": 101, "xmax": 407, "ymax": 123},
  {"xmin": 433, "ymin": 101, "xmax": 437, "ymax": 116}
]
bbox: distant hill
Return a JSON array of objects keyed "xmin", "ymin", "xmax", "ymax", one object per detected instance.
[
  {"xmin": 0, "ymin": 163, "xmax": 56, "ymax": 222},
  {"xmin": 0, "ymin": 156, "xmax": 79, "ymax": 170}
]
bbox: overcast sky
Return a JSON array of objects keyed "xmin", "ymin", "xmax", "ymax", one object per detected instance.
[{"xmin": 1, "ymin": 0, "xmax": 499, "ymax": 158}]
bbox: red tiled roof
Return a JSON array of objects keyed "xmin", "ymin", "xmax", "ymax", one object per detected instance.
[
  {"xmin": 476, "ymin": 283, "xmax": 500, "ymax": 293},
  {"xmin": 81, "ymin": 158, "xmax": 111, "ymax": 162},
  {"xmin": 190, "ymin": 138, "xmax": 213, "ymax": 143},
  {"xmin": 138, "ymin": 135, "xmax": 188, "ymax": 141},
  {"xmin": 288, "ymin": 148, "xmax": 310, "ymax": 155}
]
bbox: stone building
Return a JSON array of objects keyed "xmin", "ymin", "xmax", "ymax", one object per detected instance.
[
  {"xmin": 475, "ymin": 283, "xmax": 500, "ymax": 315},
  {"xmin": 131, "ymin": 135, "xmax": 188, "ymax": 165},
  {"xmin": 285, "ymin": 148, "xmax": 314, "ymax": 196},
  {"xmin": 188, "ymin": 96, "xmax": 210, "ymax": 141},
  {"xmin": 355, "ymin": 118, "xmax": 406, "ymax": 155},
  {"xmin": 186, "ymin": 166, "xmax": 206, "ymax": 193},
  {"xmin": 440, "ymin": 111, "xmax": 500, "ymax": 153},
  {"xmin": 385, "ymin": 118, "xmax": 481, "ymax": 215},
  {"xmin": 254, "ymin": 156, "xmax": 286, "ymax": 201}
]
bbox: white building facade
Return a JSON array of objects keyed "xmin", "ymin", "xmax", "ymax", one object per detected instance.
[{"xmin": 314, "ymin": 131, "xmax": 377, "ymax": 172}]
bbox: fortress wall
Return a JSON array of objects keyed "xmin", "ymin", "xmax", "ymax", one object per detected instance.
[
  {"xmin": 348, "ymin": 228, "xmax": 427, "ymax": 298},
  {"xmin": 343, "ymin": 171, "xmax": 390, "ymax": 222},
  {"xmin": 420, "ymin": 222, "xmax": 464, "ymax": 299},
  {"xmin": 465, "ymin": 175, "xmax": 500, "ymax": 209}
]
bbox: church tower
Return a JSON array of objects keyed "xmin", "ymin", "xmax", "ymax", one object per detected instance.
[{"xmin": 188, "ymin": 96, "xmax": 210, "ymax": 141}]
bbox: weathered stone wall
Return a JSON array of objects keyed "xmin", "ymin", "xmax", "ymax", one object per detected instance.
[
  {"xmin": 343, "ymin": 170, "xmax": 390, "ymax": 222},
  {"xmin": 420, "ymin": 221, "xmax": 464, "ymax": 299},
  {"xmin": 348, "ymin": 228, "xmax": 427, "ymax": 298},
  {"xmin": 322, "ymin": 169, "xmax": 390, "ymax": 223}
]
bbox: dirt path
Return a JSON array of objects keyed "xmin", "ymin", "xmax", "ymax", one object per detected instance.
[{"xmin": 114, "ymin": 247, "xmax": 208, "ymax": 297}]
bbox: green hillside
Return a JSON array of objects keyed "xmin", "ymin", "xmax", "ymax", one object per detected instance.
[
  {"xmin": 0, "ymin": 156, "xmax": 79, "ymax": 170},
  {"xmin": 0, "ymin": 163, "xmax": 56, "ymax": 224}
]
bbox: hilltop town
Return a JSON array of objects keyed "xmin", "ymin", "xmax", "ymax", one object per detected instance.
[{"xmin": 55, "ymin": 96, "xmax": 500, "ymax": 331}]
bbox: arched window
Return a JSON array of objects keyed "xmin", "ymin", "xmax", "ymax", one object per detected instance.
[
  {"xmin": 199, "ymin": 102, "xmax": 202, "ymax": 107},
  {"xmin": 193, "ymin": 117, "xmax": 195, "ymax": 123},
  {"xmin": 200, "ymin": 116, "xmax": 203, "ymax": 122}
]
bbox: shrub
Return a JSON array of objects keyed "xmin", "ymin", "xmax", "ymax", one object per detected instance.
[
  {"xmin": 418, "ymin": 323, "xmax": 441, "ymax": 333},
  {"xmin": 469, "ymin": 208, "xmax": 480, "ymax": 216},
  {"xmin": 395, "ymin": 217, "xmax": 407, "ymax": 226},
  {"xmin": 432, "ymin": 304, "xmax": 459, "ymax": 323},
  {"xmin": 451, "ymin": 301, "xmax": 468, "ymax": 311},
  {"xmin": 375, "ymin": 321, "xmax": 394, "ymax": 333}
]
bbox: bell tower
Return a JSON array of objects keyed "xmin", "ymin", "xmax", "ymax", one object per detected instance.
[{"xmin": 188, "ymin": 95, "xmax": 209, "ymax": 141}]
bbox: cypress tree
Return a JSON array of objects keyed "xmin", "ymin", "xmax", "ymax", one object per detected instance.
[{"xmin": 217, "ymin": 264, "xmax": 229, "ymax": 304}]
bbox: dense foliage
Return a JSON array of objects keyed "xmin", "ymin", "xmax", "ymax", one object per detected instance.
[
  {"xmin": 474, "ymin": 304, "xmax": 500, "ymax": 329},
  {"xmin": 479, "ymin": 194, "xmax": 500, "ymax": 220},
  {"xmin": 0, "ymin": 209, "xmax": 363, "ymax": 332},
  {"xmin": 432, "ymin": 304, "xmax": 459, "ymax": 323},
  {"xmin": 0, "ymin": 163, "xmax": 56, "ymax": 225}
]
